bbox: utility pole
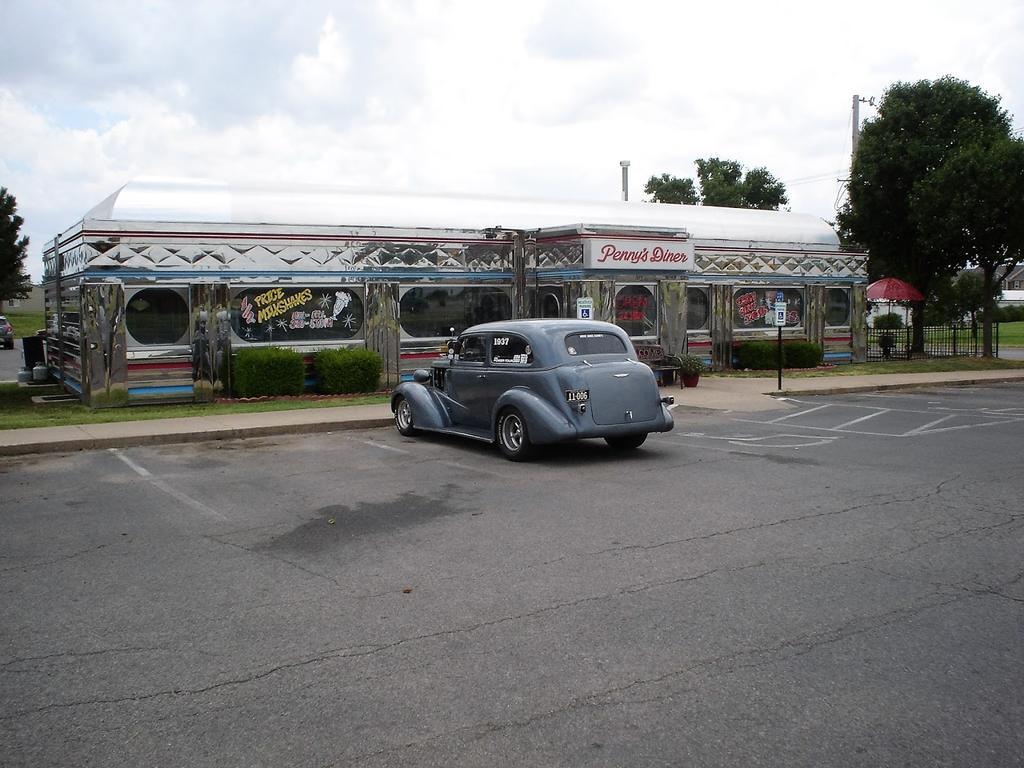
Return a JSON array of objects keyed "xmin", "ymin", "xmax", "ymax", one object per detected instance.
[
  {"xmin": 619, "ymin": 160, "xmax": 630, "ymax": 201},
  {"xmin": 851, "ymin": 95, "xmax": 876, "ymax": 163}
]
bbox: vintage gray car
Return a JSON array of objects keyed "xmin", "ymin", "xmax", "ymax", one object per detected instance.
[{"xmin": 390, "ymin": 319, "xmax": 675, "ymax": 460}]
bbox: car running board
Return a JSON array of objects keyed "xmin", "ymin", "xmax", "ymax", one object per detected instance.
[{"xmin": 421, "ymin": 425, "xmax": 494, "ymax": 443}]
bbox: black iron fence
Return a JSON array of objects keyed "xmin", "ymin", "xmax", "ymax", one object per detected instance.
[{"xmin": 866, "ymin": 324, "xmax": 1000, "ymax": 362}]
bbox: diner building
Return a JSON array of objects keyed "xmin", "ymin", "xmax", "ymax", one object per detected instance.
[{"xmin": 42, "ymin": 177, "xmax": 868, "ymax": 406}]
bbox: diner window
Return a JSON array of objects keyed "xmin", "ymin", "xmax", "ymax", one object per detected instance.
[
  {"xmin": 537, "ymin": 287, "xmax": 563, "ymax": 318},
  {"xmin": 126, "ymin": 288, "xmax": 190, "ymax": 346},
  {"xmin": 231, "ymin": 286, "xmax": 363, "ymax": 343},
  {"xmin": 686, "ymin": 287, "xmax": 710, "ymax": 331},
  {"xmin": 825, "ymin": 288, "xmax": 851, "ymax": 326},
  {"xmin": 614, "ymin": 284, "xmax": 657, "ymax": 337},
  {"xmin": 400, "ymin": 286, "xmax": 512, "ymax": 338},
  {"xmin": 732, "ymin": 287, "xmax": 804, "ymax": 329},
  {"xmin": 491, "ymin": 334, "xmax": 533, "ymax": 365}
]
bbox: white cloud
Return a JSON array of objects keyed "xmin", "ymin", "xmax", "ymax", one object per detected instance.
[
  {"xmin": 2, "ymin": 0, "xmax": 1023, "ymax": 282},
  {"xmin": 290, "ymin": 14, "xmax": 352, "ymax": 105}
]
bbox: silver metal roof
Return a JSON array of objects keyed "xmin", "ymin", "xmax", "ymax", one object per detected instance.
[{"xmin": 84, "ymin": 177, "xmax": 840, "ymax": 247}]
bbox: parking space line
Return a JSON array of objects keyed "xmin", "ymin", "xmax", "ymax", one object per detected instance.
[
  {"xmin": 765, "ymin": 404, "xmax": 832, "ymax": 423},
  {"xmin": 109, "ymin": 449, "xmax": 226, "ymax": 520},
  {"xmin": 831, "ymin": 409, "xmax": 890, "ymax": 429},
  {"xmin": 359, "ymin": 440, "xmax": 410, "ymax": 455},
  {"xmin": 903, "ymin": 415, "xmax": 956, "ymax": 435}
]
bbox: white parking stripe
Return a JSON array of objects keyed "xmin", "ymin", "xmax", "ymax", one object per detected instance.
[
  {"xmin": 831, "ymin": 409, "xmax": 890, "ymax": 429},
  {"xmin": 109, "ymin": 449, "xmax": 226, "ymax": 520},
  {"xmin": 903, "ymin": 415, "xmax": 957, "ymax": 435},
  {"xmin": 764, "ymin": 404, "xmax": 832, "ymax": 423},
  {"xmin": 359, "ymin": 440, "xmax": 410, "ymax": 455}
]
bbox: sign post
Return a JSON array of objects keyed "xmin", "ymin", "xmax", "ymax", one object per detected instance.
[
  {"xmin": 576, "ymin": 297, "xmax": 595, "ymax": 320},
  {"xmin": 774, "ymin": 291, "xmax": 786, "ymax": 390}
]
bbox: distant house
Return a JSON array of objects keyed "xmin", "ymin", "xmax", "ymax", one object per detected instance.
[
  {"xmin": 1001, "ymin": 265, "xmax": 1024, "ymax": 306},
  {"xmin": 0, "ymin": 284, "xmax": 44, "ymax": 313}
]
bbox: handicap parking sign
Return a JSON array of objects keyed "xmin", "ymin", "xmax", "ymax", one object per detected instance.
[{"xmin": 577, "ymin": 297, "xmax": 594, "ymax": 320}]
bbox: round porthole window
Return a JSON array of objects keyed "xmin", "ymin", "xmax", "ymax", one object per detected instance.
[{"xmin": 126, "ymin": 288, "xmax": 190, "ymax": 345}]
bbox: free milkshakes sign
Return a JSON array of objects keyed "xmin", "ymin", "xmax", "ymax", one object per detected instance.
[{"xmin": 582, "ymin": 237, "xmax": 696, "ymax": 271}]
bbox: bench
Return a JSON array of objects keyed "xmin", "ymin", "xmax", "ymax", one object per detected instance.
[{"xmin": 634, "ymin": 343, "xmax": 677, "ymax": 385}]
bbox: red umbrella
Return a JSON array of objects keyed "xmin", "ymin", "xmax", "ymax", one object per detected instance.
[{"xmin": 866, "ymin": 277, "xmax": 924, "ymax": 302}]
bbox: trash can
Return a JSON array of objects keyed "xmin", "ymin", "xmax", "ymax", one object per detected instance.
[{"xmin": 22, "ymin": 335, "xmax": 45, "ymax": 370}]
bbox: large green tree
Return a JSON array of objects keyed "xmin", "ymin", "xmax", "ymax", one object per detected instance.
[
  {"xmin": 0, "ymin": 187, "xmax": 32, "ymax": 304},
  {"xmin": 643, "ymin": 173, "xmax": 699, "ymax": 204},
  {"xmin": 838, "ymin": 76, "xmax": 1023, "ymax": 354},
  {"xmin": 644, "ymin": 158, "xmax": 788, "ymax": 210}
]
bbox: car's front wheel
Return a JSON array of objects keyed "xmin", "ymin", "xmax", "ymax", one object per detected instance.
[
  {"xmin": 496, "ymin": 407, "xmax": 535, "ymax": 461},
  {"xmin": 394, "ymin": 396, "xmax": 419, "ymax": 437},
  {"xmin": 605, "ymin": 433, "xmax": 647, "ymax": 451}
]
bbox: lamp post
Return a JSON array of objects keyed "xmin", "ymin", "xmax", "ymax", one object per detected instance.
[{"xmin": 619, "ymin": 160, "xmax": 630, "ymax": 201}]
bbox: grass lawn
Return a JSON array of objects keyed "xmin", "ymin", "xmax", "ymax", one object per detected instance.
[
  {"xmin": 703, "ymin": 355, "xmax": 1024, "ymax": 379},
  {"xmin": 2, "ymin": 311, "xmax": 46, "ymax": 338},
  {"xmin": 998, "ymin": 321, "xmax": 1024, "ymax": 347},
  {"xmin": 0, "ymin": 383, "xmax": 390, "ymax": 431}
]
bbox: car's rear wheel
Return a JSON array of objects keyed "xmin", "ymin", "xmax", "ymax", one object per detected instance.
[
  {"xmin": 394, "ymin": 396, "xmax": 419, "ymax": 436},
  {"xmin": 497, "ymin": 407, "xmax": 535, "ymax": 461},
  {"xmin": 605, "ymin": 433, "xmax": 647, "ymax": 451}
]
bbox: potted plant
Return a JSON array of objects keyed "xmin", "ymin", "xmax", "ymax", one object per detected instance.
[{"xmin": 667, "ymin": 354, "xmax": 707, "ymax": 388}]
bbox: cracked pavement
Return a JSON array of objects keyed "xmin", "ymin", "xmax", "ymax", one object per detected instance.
[{"xmin": 1, "ymin": 385, "xmax": 1022, "ymax": 767}]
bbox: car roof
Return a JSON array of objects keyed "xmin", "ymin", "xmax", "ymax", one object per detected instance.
[{"xmin": 462, "ymin": 319, "xmax": 625, "ymax": 337}]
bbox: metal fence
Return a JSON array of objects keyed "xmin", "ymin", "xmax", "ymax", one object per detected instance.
[{"xmin": 866, "ymin": 324, "xmax": 1000, "ymax": 362}]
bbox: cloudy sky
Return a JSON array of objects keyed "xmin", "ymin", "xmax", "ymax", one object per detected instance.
[{"xmin": 2, "ymin": 0, "xmax": 1022, "ymax": 281}]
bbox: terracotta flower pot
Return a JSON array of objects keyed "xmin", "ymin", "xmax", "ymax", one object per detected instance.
[{"xmin": 681, "ymin": 373, "xmax": 700, "ymax": 388}]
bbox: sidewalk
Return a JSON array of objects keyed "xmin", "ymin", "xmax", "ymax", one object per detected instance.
[{"xmin": 2, "ymin": 370, "xmax": 1024, "ymax": 456}]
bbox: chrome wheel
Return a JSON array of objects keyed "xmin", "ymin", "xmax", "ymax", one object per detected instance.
[
  {"xmin": 394, "ymin": 397, "xmax": 418, "ymax": 436},
  {"xmin": 497, "ymin": 408, "xmax": 534, "ymax": 461}
]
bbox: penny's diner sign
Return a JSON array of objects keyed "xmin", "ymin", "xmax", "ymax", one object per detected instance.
[{"xmin": 582, "ymin": 236, "xmax": 696, "ymax": 271}]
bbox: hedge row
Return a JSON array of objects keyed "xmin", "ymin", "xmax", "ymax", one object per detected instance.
[
  {"xmin": 994, "ymin": 305, "xmax": 1024, "ymax": 323},
  {"xmin": 735, "ymin": 341, "xmax": 823, "ymax": 370},
  {"xmin": 232, "ymin": 347, "xmax": 382, "ymax": 397}
]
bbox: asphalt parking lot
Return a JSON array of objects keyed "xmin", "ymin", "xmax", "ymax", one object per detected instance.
[{"xmin": 1, "ymin": 384, "xmax": 1022, "ymax": 767}]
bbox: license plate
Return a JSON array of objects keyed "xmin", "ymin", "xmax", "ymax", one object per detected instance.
[{"xmin": 565, "ymin": 389, "xmax": 589, "ymax": 403}]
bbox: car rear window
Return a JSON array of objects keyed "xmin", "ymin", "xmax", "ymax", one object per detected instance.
[{"xmin": 564, "ymin": 332, "xmax": 628, "ymax": 356}]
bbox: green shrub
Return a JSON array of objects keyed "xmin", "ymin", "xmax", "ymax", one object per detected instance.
[
  {"xmin": 314, "ymin": 348, "xmax": 382, "ymax": 394},
  {"xmin": 784, "ymin": 341, "xmax": 823, "ymax": 369},
  {"xmin": 874, "ymin": 312, "xmax": 904, "ymax": 329},
  {"xmin": 995, "ymin": 305, "xmax": 1024, "ymax": 323},
  {"xmin": 736, "ymin": 341, "xmax": 777, "ymax": 370},
  {"xmin": 233, "ymin": 347, "xmax": 305, "ymax": 397}
]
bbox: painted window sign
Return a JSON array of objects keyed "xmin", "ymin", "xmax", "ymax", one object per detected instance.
[
  {"xmin": 491, "ymin": 335, "xmax": 533, "ymax": 365},
  {"xmin": 733, "ymin": 288, "xmax": 803, "ymax": 328},
  {"xmin": 231, "ymin": 286, "xmax": 364, "ymax": 342},
  {"xmin": 614, "ymin": 285, "xmax": 657, "ymax": 337}
]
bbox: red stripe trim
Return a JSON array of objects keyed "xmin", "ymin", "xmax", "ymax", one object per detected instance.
[
  {"xmin": 77, "ymin": 229, "xmax": 502, "ymax": 246},
  {"xmin": 401, "ymin": 351, "xmax": 444, "ymax": 360},
  {"xmin": 128, "ymin": 361, "xmax": 192, "ymax": 371}
]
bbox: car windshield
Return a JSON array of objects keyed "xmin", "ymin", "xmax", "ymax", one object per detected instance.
[{"xmin": 564, "ymin": 332, "xmax": 628, "ymax": 356}]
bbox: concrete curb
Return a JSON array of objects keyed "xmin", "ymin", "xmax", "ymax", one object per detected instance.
[
  {"xmin": 776, "ymin": 375, "xmax": 1024, "ymax": 397},
  {"xmin": 0, "ymin": 417, "xmax": 394, "ymax": 457}
]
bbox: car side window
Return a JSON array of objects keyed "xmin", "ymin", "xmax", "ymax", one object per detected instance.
[
  {"xmin": 457, "ymin": 334, "xmax": 486, "ymax": 363},
  {"xmin": 490, "ymin": 334, "xmax": 533, "ymax": 366}
]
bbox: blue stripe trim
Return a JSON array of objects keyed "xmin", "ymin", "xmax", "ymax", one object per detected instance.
[
  {"xmin": 82, "ymin": 268, "xmax": 517, "ymax": 281},
  {"xmin": 57, "ymin": 372, "xmax": 83, "ymax": 393},
  {"xmin": 128, "ymin": 384, "xmax": 194, "ymax": 396},
  {"xmin": 824, "ymin": 352, "xmax": 853, "ymax": 361}
]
